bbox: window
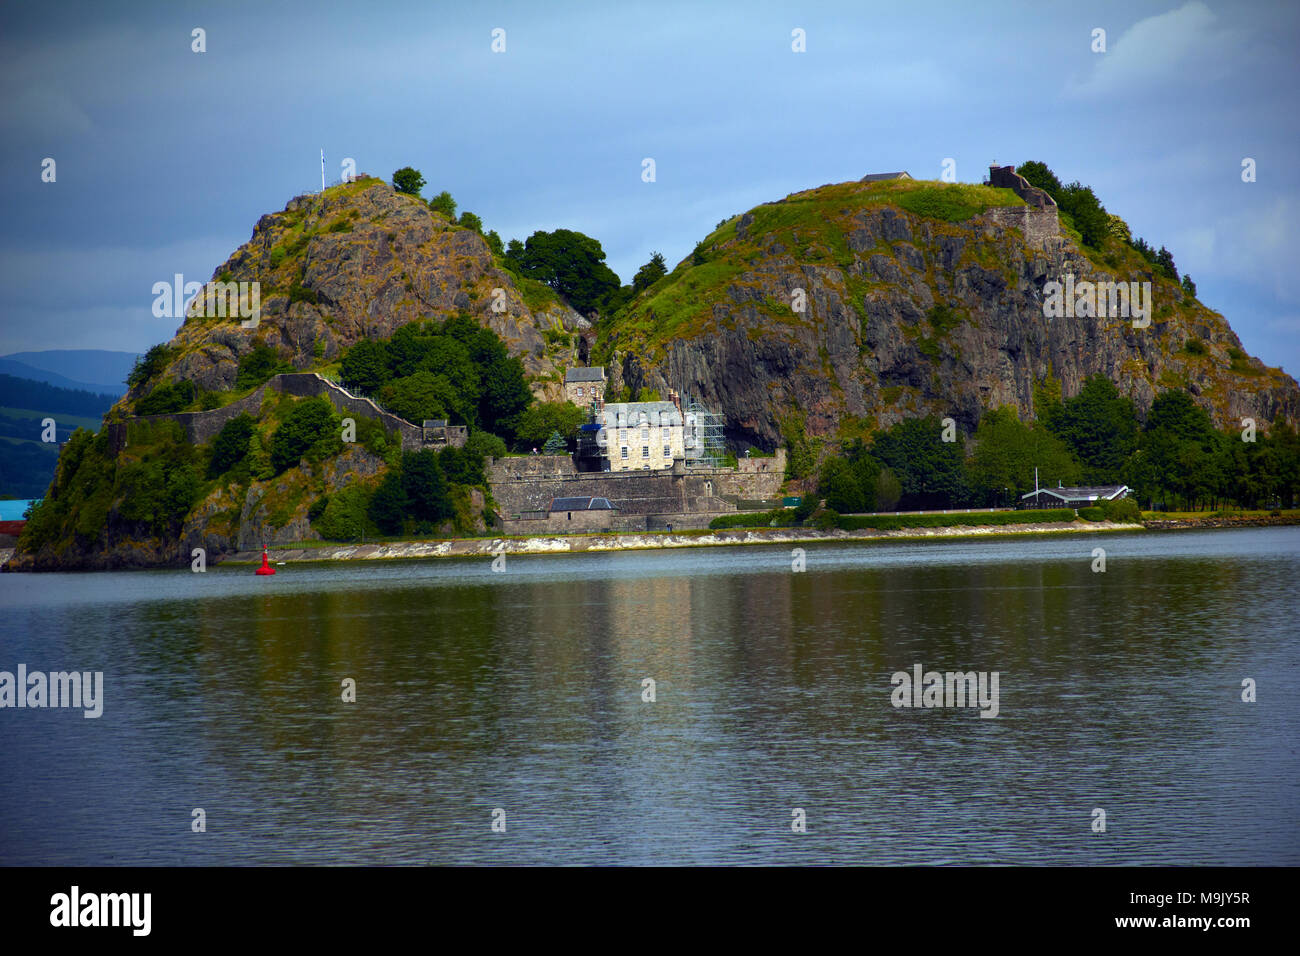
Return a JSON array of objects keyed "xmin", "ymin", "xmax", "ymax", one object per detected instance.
[
  {"xmin": 664, "ymin": 445, "xmax": 671, "ymax": 458},
  {"xmin": 641, "ymin": 427, "xmax": 649, "ymax": 441},
  {"xmin": 621, "ymin": 446, "xmax": 628, "ymax": 459},
  {"xmin": 642, "ymin": 446, "xmax": 649, "ymax": 458},
  {"xmin": 577, "ymin": 387, "xmax": 585, "ymax": 398}
]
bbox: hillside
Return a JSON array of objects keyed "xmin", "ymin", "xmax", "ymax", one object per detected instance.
[
  {"xmin": 0, "ymin": 350, "xmax": 139, "ymax": 396},
  {"xmin": 595, "ymin": 176, "xmax": 1298, "ymax": 448},
  {"xmin": 128, "ymin": 175, "xmax": 587, "ymax": 412}
]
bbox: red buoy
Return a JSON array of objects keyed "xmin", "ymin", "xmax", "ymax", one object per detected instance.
[{"xmin": 255, "ymin": 547, "xmax": 276, "ymax": 575}]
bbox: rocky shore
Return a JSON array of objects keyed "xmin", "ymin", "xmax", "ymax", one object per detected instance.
[{"xmin": 219, "ymin": 519, "xmax": 1145, "ymax": 565}]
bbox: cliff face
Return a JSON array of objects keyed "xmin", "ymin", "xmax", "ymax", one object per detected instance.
[
  {"xmin": 144, "ymin": 177, "xmax": 584, "ymax": 402},
  {"xmin": 599, "ymin": 179, "xmax": 1299, "ymax": 448}
]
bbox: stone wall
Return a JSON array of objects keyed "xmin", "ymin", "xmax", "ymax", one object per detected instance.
[{"xmin": 114, "ymin": 373, "xmax": 430, "ymax": 452}]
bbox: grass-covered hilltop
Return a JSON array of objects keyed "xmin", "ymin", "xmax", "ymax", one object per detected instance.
[{"xmin": 10, "ymin": 162, "xmax": 1300, "ymax": 569}]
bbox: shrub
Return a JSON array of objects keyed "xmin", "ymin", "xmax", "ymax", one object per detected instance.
[
  {"xmin": 207, "ymin": 413, "xmax": 255, "ymax": 478},
  {"xmin": 1100, "ymin": 497, "xmax": 1141, "ymax": 523},
  {"xmin": 127, "ymin": 343, "xmax": 173, "ymax": 390},
  {"xmin": 235, "ymin": 345, "xmax": 293, "ymax": 390},
  {"xmin": 1077, "ymin": 506, "xmax": 1105, "ymax": 522},
  {"xmin": 465, "ymin": 430, "xmax": 508, "ymax": 460},
  {"xmin": 135, "ymin": 379, "xmax": 197, "ymax": 415},
  {"xmin": 269, "ymin": 397, "xmax": 336, "ymax": 473},
  {"xmin": 314, "ymin": 485, "xmax": 373, "ymax": 541},
  {"xmin": 813, "ymin": 508, "xmax": 840, "ymax": 531},
  {"xmin": 835, "ymin": 509, "xmax": 1075, "ymax": 531}
]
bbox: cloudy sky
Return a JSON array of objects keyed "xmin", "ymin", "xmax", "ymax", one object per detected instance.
[{"xmin": 2, "ymin": 0, "xmax": 1297, "ymax": 377}]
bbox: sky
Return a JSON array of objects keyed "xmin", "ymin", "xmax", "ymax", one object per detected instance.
[{"xmin": 2, "ymin": 0, "xmax": 1298, "ymax": 378}]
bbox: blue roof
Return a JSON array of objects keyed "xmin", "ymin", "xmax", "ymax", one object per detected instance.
[{"xmin": 0, "ymin": 499, "xmax": 39, "ymax": 521}]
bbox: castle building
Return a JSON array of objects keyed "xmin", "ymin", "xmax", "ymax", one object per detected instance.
[
  {"xmin": 565, "ymin": 367, "xmax": 606, "ymax": 409},
  {"xmin": 581, "ymin": 390, "xmax": 687, "ymax": 472}
]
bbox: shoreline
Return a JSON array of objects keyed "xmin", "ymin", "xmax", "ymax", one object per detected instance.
[{"xmin": 218, "ymin": 520, "xmax": 1148, "ymax": 565}]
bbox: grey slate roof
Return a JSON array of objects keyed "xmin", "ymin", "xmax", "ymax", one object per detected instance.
[
  {"xmin": 860, "ymin": 171, "xmax": 912, "ymax": 182},
  {"xmin": 550, "ymin": 496, "xmax": 616, "ymax": 512},
  {"xmin": 565, "ymin": 367, "xmax": 606, "ymax": 383},
  {"xmin": 1020, "ymin": 485, "xmax": 1130, "ymax": 501}
]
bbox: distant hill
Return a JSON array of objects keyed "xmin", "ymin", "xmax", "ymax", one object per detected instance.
[
  {"xmin": 0, "ymin": 372, "xmax": 114, "ymax": 499},
  {"xmin": 0, "ymin": 349, "xmax": 139, "ymax": 396}
]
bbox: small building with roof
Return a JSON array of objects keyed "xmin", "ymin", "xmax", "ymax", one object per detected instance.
[
  {"xmin": 860, "ymin": 171, "xmax": 912, "ymax": 183},
  {"xmin": 546, "ymin": 495, "xmax": 618, "ymax": 531},
  {"xmin": 565, "ymin": 367, "xmax": 607, "ymax": 408},
  {"xmin": 1018, "ymin": 484, "xmax": 1130, "ymax": 510}
]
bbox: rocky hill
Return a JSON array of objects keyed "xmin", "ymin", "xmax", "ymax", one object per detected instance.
[
  {"xmin": 597, "ymin": 177, "xmax": 1299, "ymax": 449},
  {"xmin": 139, "ymin": 175, "xmax": 586, "ymax": 404}
]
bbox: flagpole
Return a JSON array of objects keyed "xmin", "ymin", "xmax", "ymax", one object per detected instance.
[{"xmin": 320, "ymin": 148, "xmax": 325, "ymax": 191}]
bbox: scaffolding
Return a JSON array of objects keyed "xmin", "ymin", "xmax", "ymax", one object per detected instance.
[{"xmin": 684, "ymin": 400, "xmax": 726, "ymax": 469}]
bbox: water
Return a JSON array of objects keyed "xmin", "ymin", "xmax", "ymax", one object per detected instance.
[{"xmin": 1, "ymin": 527, "xmax": 1296, "ymax": 865}]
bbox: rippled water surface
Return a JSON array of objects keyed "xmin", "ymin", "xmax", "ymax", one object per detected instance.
[{"xmin": 2, "ymin": 527, "xmax": 1297, "ymax": 865}]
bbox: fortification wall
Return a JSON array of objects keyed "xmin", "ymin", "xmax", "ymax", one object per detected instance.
[{"xmin": 115, "ymin": 373, "xmax": 430, "ymax": 452}]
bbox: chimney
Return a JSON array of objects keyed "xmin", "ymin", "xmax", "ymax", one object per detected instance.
[{"xmin": 670, "ymin": 389, "xmax": 682, "ymax": 416}]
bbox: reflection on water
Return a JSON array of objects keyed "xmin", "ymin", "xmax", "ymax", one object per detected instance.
[{"xmin": 1, "ymin": 528, "xmax": 1297, "ymax": 864}]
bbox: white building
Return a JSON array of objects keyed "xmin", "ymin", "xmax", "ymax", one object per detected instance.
[{"xmin": 596, "ymin": 396, "xmax": 686, "ymax": 471}]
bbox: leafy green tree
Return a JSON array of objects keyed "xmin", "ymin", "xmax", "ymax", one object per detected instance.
[
  {"xmin": 870, "ymin": 416, "xmax": 971, "ymax": 508},
  {"xmin": 270, "ymin": 397, "xmax": 336, "ymax": 473},
  {"xmin": 127, "ymin": 343, "xmax": 173, "ymax": 390},
  {"xmin": 1058, "ymin": 182, "xmax": 1109, "ymax": 249},
  {"xmin": 509, "ymin": 229, "xmax": 621, "ymax": 315},
  {"xmin": 428, "ymin": 191, "xmax": 457, "ymax": 220},
  {"xmin": 379, "ymin": 370, "xmax": 454, "ymax": 424},
  {"xmin": 367, "ymin": 471, "xmax": 406, "ymax": 534},
  {"xmin": 438, "ymin": 445, "xmax": 485, "ymax": 485},
  {"xmin": 465, "ymin": 430, "xmax": 508, "ymax": 460},
  {"xmin": 1181, "ymin": 274, "xmax": 1197, "ymax": 299},
  {"xmin": 1039, "ymin": 375, "xmax": 1137, "ymax": 484},
  {"xmin": 970, "ymin": 406, "xmax": 1080, "ymax": 506},
  {"xmin": 401, "ymin": 449, "xmax": 452, "ymax": 523},
  {"xmin": 633, "ymin": 252, "xmax": 668, "ymax": 292},
  {"xmin": 485, "ymin": 230, "xmax": 504, "ymax": 256},
  {"xmin": 135, "ymin": 379, "xmax": 197, "ymax": 415},
  {"xmin": 819, "ymin": 457, "xmax": 866, "ymax": 513},
  {"xmin": 875, "ymin": 466, "xmax": 902, "ymax": 511},
  {"xmin": 1155, "ymin": 246, "xmax": 1179, "ymax": 281},
  {"xmin": 392, "ymin": 167, "xmax": 426, "ymax": 196},
  {"xmin": 457, "ymin": 211, "xmax": 483, "ymax": 233},
  {"xmin": 515, "ymin": 401, "xmax": 585, "ymax": 447},
  {"xmin": 1015, "ymin": 161, "xmax": 1063, "ymax": 200},
  {"xmin": 339, "ymin": 339, "xmax": 390, "ymax": 393},
  {"xmin": 313, "ymin": 484, "xmax": 373, "ymax": 541},
  {"xmin": 207, "ymin": 414, "xmax": 255, "ymax": 478},
  {"xmin": 235, "ymin": 344, "xmax": 293, "ymax": 390}
]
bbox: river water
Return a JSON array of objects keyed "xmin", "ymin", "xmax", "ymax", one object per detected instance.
[{"xmin": 1, "ymin": 527, "xmax": 1296, "ymax": 865}]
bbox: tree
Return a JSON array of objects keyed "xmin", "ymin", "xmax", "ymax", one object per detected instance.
[
  {"xmin": 428, "ymin": 191, "xmax": 456, "ymax": 220},
  {"xmin": 270, "ymin": 397, "xmax": 336, "ymax": 473},
  {"xmin": 235, "ymin": 344, "xmax": 292, "ymax": 390},
  {"xmin": 1181, "ymin": 274, "xmax": 1197, "ymax": 299},
  {"xmin": 207, "ymin": 414, "xmax": 255, "ymax": 478},
  {"xmin": 127, "ymin": 343, "xmax": 172, "ymax": 390},
  {"xmin": 970, "ymin": 406, "xmax": 1080, "ymax": 505},
  {"xmin": 875, "ymin": 467, "xmax": 902, "ymax": 511},
  {"xmin": 314, "ymin": 484, "xmax": 373, "ymax": 541},
  {"xmin": 465, "ymin": 430, "xmax": 508, "ymax": 460},
  {"xmin": 1155, "ymin": 246, "xmax": 1179, "ymax": 281},
  {"xmin": 542, "ymin": 430, "xmax": 568, "ymax": 455},
  {"xmin": 508, "ymin": 229, "xmax": 621, "ymax": 315},
  {"xmin": 485, "ymin": 230, "xmax": 504, "ymax": 257},
  {"xmin": 1015, "ymin": 161, "xmax": 1063, "ymax": 201},
  {"xmin": 458, "ymin": 211, "xmax": 483, "ymax": 234},
  {"xmin": 632, "ymin": 252, "xmax": 668, "ymax": 292},
  {"xmin": 515, "ymin": 401, "xmax": 585, "ymax": 448},
  {"xmin": 1040, "ymin": 375, "xmax": 1138, "ymax": 484},
  {"xmin": 870, "ymin": 416, "xmax": 971, "ymax": 509},
  {"xmin": 339, "ymin": 339, "xmax": 390, "ymax": 393},
  {"xmin": 379, "ymin": 370, "xmax": 454, "ymax": 425},
  {"xmin": 1058, "ymin": 182, "xmax": 1109, "ymax": 249},
  {"xmin": 392, "ymin": 167, "xmax": 426, "ymax": 197},
  {"xmin": 818, "ymin": 457, "xmax": 866, "ymax": 513},
  {"xmin": 368, "ymin": 472, "xmax": 406, "ymax": 534},
  {"xmin": 401, "ymin": 449, "xmax": 452, "ymax": 523},
  {"xmin": 438, "ymin": 445, "xmax": 485, "ymax": 485}
]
